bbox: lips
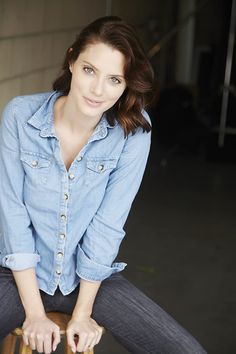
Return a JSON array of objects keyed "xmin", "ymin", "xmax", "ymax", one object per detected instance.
[{"xmin": 84, "ymin": 97, "xmax": 104, "ymax": 107}]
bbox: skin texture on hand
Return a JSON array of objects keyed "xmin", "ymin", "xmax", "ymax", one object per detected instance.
[
  {"xmin": 11, "ymin": 269, "xmax": 103, "ymax": 353},
  {"xmin": 69, "ymin": 278, "xmax": 102, "ymax": 352},
  {"xmin": 22, "ymin": 314, "xmax": 60, "ymax": 353},
  {"xmin": 12, "ymin": 268, "xmax": 60, "ymax": 352},
  {"xmin": 67, "ymin": 314, "xmax": 103, "ymax": 353}
]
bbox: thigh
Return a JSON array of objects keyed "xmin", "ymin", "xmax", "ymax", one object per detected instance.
[
  {"xmin": 0, "ymin": 267, "xmax": 25, "ymax": 339},
  {"xmin": 91, "ymin": 273, "xmax": 207, "ymax": 354}
]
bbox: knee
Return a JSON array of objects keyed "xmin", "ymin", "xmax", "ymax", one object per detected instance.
[{"xmin": 172, "ymin": 335, "xmax": 208, "ymax": 354}]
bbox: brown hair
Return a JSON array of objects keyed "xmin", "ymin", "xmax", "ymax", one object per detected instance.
[{"xmin": 53, "ymin": 16, "xmax": 154, "ymax": 137}]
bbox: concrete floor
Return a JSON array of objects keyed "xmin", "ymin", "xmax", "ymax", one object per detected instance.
[{"xmin": 1, "ymin": 136, "xmax": 235, "ymax": 354}]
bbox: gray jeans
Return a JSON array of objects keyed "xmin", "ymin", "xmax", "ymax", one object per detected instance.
[{"xmin": 0, "ymin": 266, "xmax": 207, "ymax": 354}]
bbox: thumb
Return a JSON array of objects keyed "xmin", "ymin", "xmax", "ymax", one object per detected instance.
[{"xmin": 66, "ymin": 329, "xmax": 77, "ymax": 353}]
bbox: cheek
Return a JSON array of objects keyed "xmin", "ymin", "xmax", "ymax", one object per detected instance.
[
  {"xmin": 72, "ymin": 73, "xmax": 88, "ymax": 91},
  {"xmin": 108, "ymin": 87, "xmax": 126, "ymax": 102}
]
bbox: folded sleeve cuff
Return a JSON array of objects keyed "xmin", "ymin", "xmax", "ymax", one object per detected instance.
[
  {"xmin": 76, "ymin": 244, "xmax": 127, "ymax": 282},
  {"xmin": 2, "ymin": 253, "xmax": 41, "ymax": 270}
]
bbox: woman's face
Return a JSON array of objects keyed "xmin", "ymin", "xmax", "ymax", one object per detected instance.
[{"xmin": 69, "ymin": 42, "xmax": 127, "ymax": 120}]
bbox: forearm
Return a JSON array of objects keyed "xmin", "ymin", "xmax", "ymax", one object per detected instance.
[
  {"xmin": 12, "ymin": 268, "xmax": 45, "ymax": 318},
  {"xmin": 72, "ymin": 279, "xmax": 101, "ymax": 319}
]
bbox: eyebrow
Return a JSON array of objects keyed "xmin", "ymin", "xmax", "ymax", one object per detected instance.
[{"xmin": 82, "ymin": 60, "xmax": 124, "ymax": 78}]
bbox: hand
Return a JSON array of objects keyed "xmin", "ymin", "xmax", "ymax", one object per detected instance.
[
  {"xmin": 66, "ymin": 314, "xmax": 103, "ymax": 353},
  {"xmin": 22, "ymin": 314, "xmax": 60, "ymax": 353}
]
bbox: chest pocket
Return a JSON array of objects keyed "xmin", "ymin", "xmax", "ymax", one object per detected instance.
[
  {"xmin": 85, "ymin": 157, "xmax": 118, "ymax": 186},
  {"xmin": 20, "ymin": 151, "xmax": 52, "ymax": 185}
]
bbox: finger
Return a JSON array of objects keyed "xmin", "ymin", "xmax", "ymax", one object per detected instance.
[
  {"xmin": 43, "ymin": 333, "xmax": 53, "ymax": 354},
  {"xmin": 28, "ymin": 333, "xmax": 36, "ymax": 351},
  {"xmin": 22, "ymin": 331, "xmax": 29, "ymax": 346},
  {"xmin": 96, "ymin": 327, "xmax": 103, "ymax": 344},
  {"xmin": 90, "ymin": 329, "xmax": 101, "ymax": 349},
  {"xmin": 87, "ymin": 335, "xmax": 97, "ymax": 352},
  {"xmin": 35, "ymin": 333, "xmax": 44, "ymax": 353},
  {"xmin": 83, "ymin": 332, "xmax": 95, "ymax": 352},
  {"xmin": 76, "ymin": 332, "xmax": 88, "ymax": 353},
  {"xmin": 66, "ymin": 329, "xmax": 77, "ymax": 353},
  {"xmin": 91, "ymin": 325, "xmax": 103, "ymax": 345},
  {"xmin": 52, "ymin": 327, "xmax": 61, "ymax": 351}
]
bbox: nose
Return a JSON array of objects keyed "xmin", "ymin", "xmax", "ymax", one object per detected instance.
[{"xmin": 90, "ymin": 76, "xmax": 104, "ymax": 97}]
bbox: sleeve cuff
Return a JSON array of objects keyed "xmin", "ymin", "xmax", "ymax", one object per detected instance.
[
  {"xmin": 76, "ymin": 244, "xmax": 127, "ymax": 282},
  {"xmin": 2, "ymin": 253, "xmax": 41, "ymax": 270}
]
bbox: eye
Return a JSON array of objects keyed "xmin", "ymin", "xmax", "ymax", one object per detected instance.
[
  {"xmin": 83, "ymin": 66, "xmax": 94, "ymax": 74},
  {"xmin": 110, "ymin": 77, "xmax": 121, "ymax": 85}
]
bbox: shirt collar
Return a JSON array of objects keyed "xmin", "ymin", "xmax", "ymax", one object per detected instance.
[{"xmin": 27, "ymin": 91, "xmax": 117, "ymax": 139}]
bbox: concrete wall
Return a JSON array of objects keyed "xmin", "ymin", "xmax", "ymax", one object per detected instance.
[
  {"xmin": 0, "ymin": 0, "xmax": 108, "ymax": 111},
  {"xmin": 0, "ymin": 0, "xmax": 164, "ymax": 113}
]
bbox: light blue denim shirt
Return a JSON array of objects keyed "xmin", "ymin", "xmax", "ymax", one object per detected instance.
[{"xmin": 0, "ymin": 91, "xmax": 151, "ymax": 295}]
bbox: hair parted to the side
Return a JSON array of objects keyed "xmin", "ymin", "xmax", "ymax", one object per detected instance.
[{"xmin": 53, "ymin": 16, "xmax": 155, "ymax": 137}]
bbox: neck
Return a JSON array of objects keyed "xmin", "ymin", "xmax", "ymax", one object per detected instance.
[{"xmin": 54, "ymin": 94, "xmax": 101, "ymax": 136}]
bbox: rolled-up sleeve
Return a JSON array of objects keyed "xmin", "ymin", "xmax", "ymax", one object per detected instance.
[
  {"xmin": 76, "ymin": 111, "xmax": 152, "ymax": 282},
  {"xmin": 0, "ymin": 99, "xmax": 40, "ymax": 270}
]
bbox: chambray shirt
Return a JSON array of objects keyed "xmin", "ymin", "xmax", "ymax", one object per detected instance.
[{"xmin": 0, "ymin": 91, "xmax": 151, "ymax": 295}]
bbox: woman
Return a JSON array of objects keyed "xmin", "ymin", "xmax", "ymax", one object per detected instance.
[{"xmin": 0, "ymin": 16, "xmax": 207, "ymax": 354}]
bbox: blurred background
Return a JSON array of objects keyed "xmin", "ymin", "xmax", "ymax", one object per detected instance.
[{"xmin": 0, "ymin": 0, "xmax": 235, "ymax": 353}]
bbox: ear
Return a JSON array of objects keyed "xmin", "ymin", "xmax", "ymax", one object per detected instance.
[
  {"xmin": 69, "ymin": 61, "xmax": 74, "ymax": 74},
  {"xmin": 68, "ymin": 47, "xmax": 73, "ymax": 73}
]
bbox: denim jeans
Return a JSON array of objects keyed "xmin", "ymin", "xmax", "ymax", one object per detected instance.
[{"xmin": 0, "ymin": 266, "xmax": 207, "ymax": 354}]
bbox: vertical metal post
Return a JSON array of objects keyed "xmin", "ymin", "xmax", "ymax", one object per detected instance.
[
  {"xmin": 175, "ymin": 0, "xmax": 196, "ymax": 84},
  {"xmin": 218, "ymin": 0, "xmax": 236, "ymax": 147}
]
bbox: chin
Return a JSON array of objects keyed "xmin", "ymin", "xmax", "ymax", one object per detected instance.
[{"xmin": 82, "ymin": 107, "xmax": 104, "ymax": 118}]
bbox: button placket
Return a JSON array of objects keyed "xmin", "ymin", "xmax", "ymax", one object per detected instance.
[
  {"xmin": 55, "ymin": 168, "xmax": 75, "ymax": 280},
  {"xmin": 55, "ymin": 269, "xmax": 61, "ymax": 275},
  {"xmin": 57, "ymin": 252, "xmax": 64, "ymax": 260},
  {"xmin": 61, "ymin": 213, "xmax": 67, "ymax": 221},
  {"xmin": 56, "ymin": 201, "xmax": 67, "ymax": 278},
  {"xmin": 68, "ymin": 173, "xmax": 75, "ymax": 180},
  {"xmin": 59, "ymin": 233, "xmax": 65, "ymax": 240}
]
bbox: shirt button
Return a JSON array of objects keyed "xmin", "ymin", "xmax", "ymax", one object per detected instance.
[
  {"xmin": 59, "ymin": 233, "xmax": 65, "ymax": 240},
  {"xmin": 60, "ymin": 214, "xmax": 67, "ymax": 221},
  {"xmin": 64, "ymin": 193, "xmax": 69, "ymax": 201},
  {"xmin": 55, "ymin": 269, "xmax": 61, "ymax": 275},
  {"xmin": 77, "ymin": 156, "xmax": 82, "ymax": 162},
  {"xmin": 69, "ymin": 173, "xmax": 75, "ymax": 180},
  {"xmin": 57, "ymin": 252, "xmax": 63, "ymax": 259},
  {"xmin": 98, "ymin": 164, "xmax": 104, "ymax": 172},
  {"xmin": 31, "ymin": 160, "xmax": 38, "ymax": 167}
]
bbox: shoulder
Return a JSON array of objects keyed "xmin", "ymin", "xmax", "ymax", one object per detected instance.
[{"xmin": 1, "ymin": 91, "xmax": 53, "ymax": 126}]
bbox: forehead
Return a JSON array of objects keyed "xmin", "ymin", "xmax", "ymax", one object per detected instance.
[{"xmin": 78, "ymin": 42, "xmax": 125, "ymax": 75}]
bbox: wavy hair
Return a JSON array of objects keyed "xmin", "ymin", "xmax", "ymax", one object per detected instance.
[{"xmin": 53, "ymin": 16, "xmax": 154, "ymax": 137}]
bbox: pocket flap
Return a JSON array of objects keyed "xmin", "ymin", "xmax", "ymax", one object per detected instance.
[
  {"xmin": 86, "ymin": 158, "xmax": 117, "ymax": 173},
  {"xmin": 20, "ymin": 151, "xmax": 51, "ymax": 168}
]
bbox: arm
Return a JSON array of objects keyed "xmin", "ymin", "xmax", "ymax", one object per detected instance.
[
  {"xmin": 0, "ymin": 100, "xmax": 60, "ymax": 351},
  {"xmin": 68, "ymin": 112, "xmax": 152, "ymax": 352},
  {"xmin": 76, "ymin": 112, "xmax": 152, "ymax": 281},
  {"xmin": 0, "ymin": 98, "xmax": 40, "ymax": 270},
  {"xmin": 13, "ymin": 268, "xmax": 60, "ymax": 352},
  {"xmin": 67, "ymin": 279, "xmax": 103, "ymax": 353},
  {"xmin": 72, "ymin": 279, "xmax": 102, "ymax": 318},
  {"xmin": 12, "ymin": 268, "xmax": 45, "ymax": 318}
]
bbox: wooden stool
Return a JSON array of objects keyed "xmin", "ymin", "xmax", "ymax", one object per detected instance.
[{"xmin": 2, "ymin": 312, "xmax": 104, "ymax": 354}]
